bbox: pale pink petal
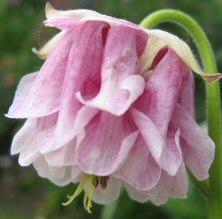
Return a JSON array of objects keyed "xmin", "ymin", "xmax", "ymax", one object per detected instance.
[
  {"xmin": 45, "ymin": 3, "xmax": 143, "ymax": 31},
  {"xmin": 125, "ymin": 163, "xmax": 188, "ymax": 204},
  {"xmin": 177, "ymin": 69, "xmax": 195, "ymax": 117},
  {"xmin": 11, "ymin": 113, "xmax": 58, "ymax": 157},
  {"xmin": 125, "ymin": 184, "xmax": 149, "ymax": 203},
  {"xmin": 92, "ymin": 177, "xmax": 122, "ymax": 204},
  {"xmin": 171, "ymin": 104, "xmax": 215, "ymax": 180},
  {"xmin": 7, "ymin": 31, "xmax": 75, "ymax": 118},
  {"xmin": 18, "ymin": 151, "xmax": 41, "ymax": 166},
  {"xmin": 71, "ymin": 166, "xmax": 83, "ymax": 183},
  {"xmin": 45, "ymin": 139, "xmax": 77, "ymax": 167},
  {"xmin": 114, "ymin": 136, "xmax": 161, "ymax": 191},
  {"xmin": 171, "ymin": 163, "xmax": 188, "ymax": 198},
  {"xmin": 77, "ymin": 25, "xmax": 147, "ymax": 116},
  {"xmin": 77, "ymin": 112, "xmax": 138, "ymax": 175},
  {"xmin": 6, "ymin": 72, "xmax": 37, "ymax": 118},
  {"xmin": 131, "ymin": 108, "xmax": 164, "ymax": 163},
  {"xmin": 135, "ymin": 49, "xmax": 185, "ymax": 137},
  {"xmin": 52, "ymin": 21, "xmax": 109, "ymax": 148},
  {"xmin": 33, "ymin": 156, "xmax": 73, "ymax": 186},
  {"xmin": 160, "ymin": 128, "xmax": 182, "ymax": 176}
]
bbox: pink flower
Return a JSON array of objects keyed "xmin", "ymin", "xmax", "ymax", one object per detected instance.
[{"xmin": 7, "ymin": 3, "xmax": 221, "ymax": 212}]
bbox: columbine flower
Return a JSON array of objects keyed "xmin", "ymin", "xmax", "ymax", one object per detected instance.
[{"xmin": 6, "ymin": 3, "xmax": 222, "ymax": 213}]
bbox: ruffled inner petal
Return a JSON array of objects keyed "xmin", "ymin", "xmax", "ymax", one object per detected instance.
[
  {"xmin": 77, "ymin": 112, "xmax": 138, "ymax": 176},
  {"xmin": 76, "ymin": 25, "xmax": 147, "ymax": 116},
  {"xmin": 134, "ymin": 49, "xmax": 184, "ymax": 137},
  {"xmin": 52, "ymin": 21, "xmax": 109, "ymax": 148}
]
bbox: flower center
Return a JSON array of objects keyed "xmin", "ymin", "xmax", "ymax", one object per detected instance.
[{"xmin": 62, "ymin": 174, "xmax": 109, "ymax": 213}]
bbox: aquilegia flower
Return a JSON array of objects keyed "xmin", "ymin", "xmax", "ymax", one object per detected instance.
[{"xmin": 6, "ymin": 3, "xmax": 222, "ymax": 212}]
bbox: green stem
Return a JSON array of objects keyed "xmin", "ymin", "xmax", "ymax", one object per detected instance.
[{"xmin": 139, "ymin": 10, "xmax": 222, "ymax": 219}]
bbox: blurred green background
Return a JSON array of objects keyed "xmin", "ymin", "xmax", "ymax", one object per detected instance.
[{"xmin": 0, "ymin": 0, "xmax": 222, "ymax": 218}]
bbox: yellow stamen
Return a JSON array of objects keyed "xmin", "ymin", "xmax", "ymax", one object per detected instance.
[{"xmin": 62, "ymin": 174, "xmax": 96, "ymax": 213}]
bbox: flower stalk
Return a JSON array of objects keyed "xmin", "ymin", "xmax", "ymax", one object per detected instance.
[{"xmin": 140, "ymin": 9, "xmax": 222, "ymax": 219}]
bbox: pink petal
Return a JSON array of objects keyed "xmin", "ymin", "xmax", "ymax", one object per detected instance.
[
  {"xmin": 33, "ymin": 156, "xmax": 73, "ymax": 186},
  {"xmin": 77, "ymin": 112, "xmax": 138, "ymax": 175},
  {"xmin": 45, "ymin": 139, "xmax": 77, "ymax": 167},
  {"xmin": 131, "ymin": 108, "xmax": 164, "ymax": 164},
  {"xmin": 92, "ymin": 177, "xmax": 122, "ymax": 204},
  {"xmin": 125, "ymin": 184, "xmax": 149, "ymax": 203},
  {"xmin": 147, "ymin": 163, "xmax": 188, "ymax": 205},
  {"xmin": 52, "ymin": 21, "xmax": 109, "ymax": 148},
  {"xmin": 11, "ymin": 113, "xmax": 58, "ymax": 157},
  {"xmin": 18, "ymin": 151, "xmax": 41, "ymax": 166},
  {"xmin": 171, "ymin": 104, "xmax": 215, "ymax": 180},
  {"xmin": 45, "ymin": 3, "xmax": 144, "ymax": 31},
  {"xmin": 77, "ymin": 25, "xmax": 147, "ymax": 116},
  {"xmin": 135, "ymin": 49, "xmax": 185, "ymax": 137},
  {"xmin": 125, "ymin": 163, "xmax": 188, "ymax": 204},
  {"xmin": 6, "ymin": 72, "xmax": 38, "ymax": 118},
  {"xmin": 160, "ymin": 127, "xmax": 182, "ymax": 176},
  {"xmin": 7, "ymin": 31, "xmax": 75, "ymax": 118},
  {"xmin": 177, "ymin": 69, "xmax": 195, "ymax": 117},
  {"xmin": 114, "ymin": 136, "xmax": 161, "ymax": 191}
]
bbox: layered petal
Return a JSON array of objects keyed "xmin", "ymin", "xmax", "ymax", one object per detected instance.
[
  {"xmin": 77, "ymin": 112, "xmax": 138, "ymax": 176},
  {"xmin": 171, "ymin": 104, "xmax": 215, "ymax": 180},
  {"xmin": 135, "ymin": 49, "xmax": 184, "ymax": 137},
  {"xmin": 160, "ymin": 128, "xmax": 182, "ymax": 176},
  {"xmin": 146, "ymin": 163, "xmax": 188, "ymax": 205},
  {"xmin": 77, "ymin": 25, "xmax": 147, "ymax": 116},
  {"xmin": 142, "ymin": 29, "xmax": 222, "ymax": 82},
  {"xmin": 92, "ymin": 177, "xmax": 122, "ymax": 204},
  {"xmin": 114, "ymin": 136, "xmax": 161, "ymax": 191},
  {"xmin": 52, "ymin": 21, "xmax": 109, "ymax": 148},
  {"xmin": 177, "ymin": 69, "xmax": 195, "ymax": 117},
  {"xmin": 45, "ymin": 2, "xmax": 142, "ymax": 31},
  {"xmin": 11, "ymin": 113, "xmax": 58, "ymax": 157},
  {"xmin": 33, "ymin": 156, "xmax": 73, "ymax": 186},
  {"xmin": 7, "ymin": 31, "xmax": 75, "ymax": 118},
  {"xmin": 130, "ymin": 108, "xmax": 164, "ymax": 164}
]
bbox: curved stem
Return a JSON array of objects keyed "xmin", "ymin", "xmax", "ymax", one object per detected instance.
[{"xmin": 139, "ymin": 10, "xmax": 222, "ymax": 219}]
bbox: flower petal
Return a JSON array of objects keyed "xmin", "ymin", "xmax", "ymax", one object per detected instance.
[
  {"xmin": 45, "ymin": 139, "xmax": 77, "ymax": 167},
  {"xmin": 160, "ymin": 128, "xmax": 182, "ymax": 176},
  {"xmin": 92, "ymin": 177, "xmax": 122, "ymax": 204},
  {"xmin": 143, "ymin": 29, "xmax": 222, "ymax": 82},
  {"xmin": 135, "ymin": 49, "xmax": 184, "ymax": 137},
  {"xmin": 7, "ymin": 31, "xmax": 74, "ymax": 118},
  {"xmin": 45, "ymin": 2, "xmax": 143, "ymax": 30},
  {"xmin": 177, "ymin": 69, "xmax": 195, "ymax": 117},
  {"xmin": 147, "ymin": 163, "xmax": 188, "ymax": 205},
  {"xmin": 32, "ymin": 31, "xmax": 65, "ymax": 59},
  {"xmin": 77, "ymin": 112, "xmax": 138, "ymax": 176},
  {"xmin": 10, "ymin": 113, "xmax": 58, "ymax": 157},
  {"xmin": 52, "ymin": 21, "xmax": 109, "ymax": 148},
  {"xmin": 76, "ymin": 25, "xmax": 147, "ymax": 116},
  {"xmin": 6, "ymin": 72, "xmax": 37, "ymax": 118},
  {"xmin": 131, "ymin": 108, "xmax": 164, "ymax": 164},
  {"xmin": 171, "ymin": 104, "xmax": 215, "ymax": 180},
  {"xmin": 125, "ymin": 184, "xmax": 149, "ymax": 203},
  {"xmin": 33, "ymin": 156, "xmax": 73, "ymax": 186},
  {"xmin": 114, "ymin": 136, "xmax": 161, "ymax": 191}
]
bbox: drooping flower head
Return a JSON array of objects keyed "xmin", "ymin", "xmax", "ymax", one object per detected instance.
[{"xmin": 6, "ymin": 3, "xmax": 222, "ymax": 213}]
